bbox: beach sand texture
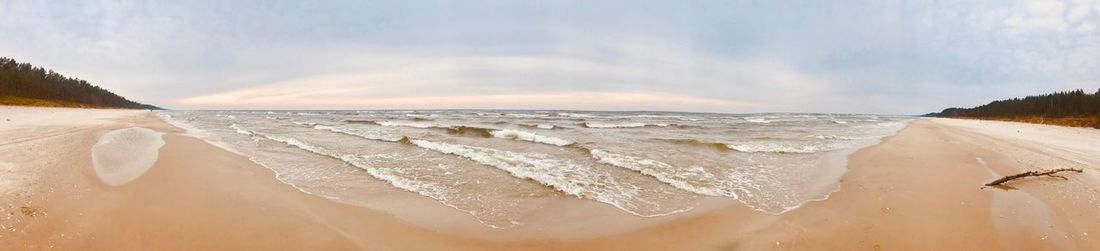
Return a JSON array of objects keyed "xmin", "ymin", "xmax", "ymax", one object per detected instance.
[{"xmin": 1, "ymin": 107, "xmax": 1098, "ymax": 250}]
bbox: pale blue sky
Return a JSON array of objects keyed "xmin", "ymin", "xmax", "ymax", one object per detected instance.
[{"xmin": 1, "ymin": 1, "xmax": 1097, "ymax": 114}]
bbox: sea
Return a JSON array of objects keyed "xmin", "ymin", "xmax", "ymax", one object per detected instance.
[{"xmin": 157, "ymin": 110, "xmax": 911, "ymax": 228}]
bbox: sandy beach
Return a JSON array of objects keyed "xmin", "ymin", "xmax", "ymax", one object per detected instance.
[{"xmin": 2, "ymin": 107, "xmax": 1098, "ymax": 250}]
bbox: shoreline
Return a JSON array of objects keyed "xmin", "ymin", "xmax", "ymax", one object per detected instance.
[{"xmin": 2, "ymin": 107, "xmax": 1098, "ymax": 249}]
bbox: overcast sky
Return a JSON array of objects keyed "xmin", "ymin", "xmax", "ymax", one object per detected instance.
[{"xmin": 1, "ymin": 1, "xmax": 1097, "ymax": 114}]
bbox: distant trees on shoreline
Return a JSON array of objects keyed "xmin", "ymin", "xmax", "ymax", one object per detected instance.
[
  {"xmin": 929, "ymin": 89, "xmax": 1100, "ymax": 128},
  {"xmin": 0, "ymin": 57, "xmax": 158, "ymax": 109}
]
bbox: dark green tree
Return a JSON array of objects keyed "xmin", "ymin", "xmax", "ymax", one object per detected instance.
[{"xmin": 0, "ymin": 57, "xmax": 159, "ymax": 109}]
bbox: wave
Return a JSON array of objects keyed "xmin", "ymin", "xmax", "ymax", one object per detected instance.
[
  {"xmin": 376, "ymin": 120, "xmax": 435, "ymax": 128},
  {"xmin": 342, "ymin": 119, "xmax": 378, "ymax": 125},
  {"xmin": 582, "ymin": 122, "xmax": 648, "ymax": 128},
  {"xmin": 155, "ymin": 112, "xmax": 206, "ymax": 137},
  {"xmin": 505, "ymin": 113, "xmax": 549, "ymax": 118},
  {"xmin": 291, "ymin": 121, "xmax": 317, "ymax": 127},
  {"xmin": 811, "ymin": 135, "xmax": 856, "ymax": 140},
  {"xmin": 659, "ymin": 139, "xmax": 731, "ymax": 151},
  {"xmin": 519, "ymin": 123, "xmax": 557, "ymax": 129},
  {"xmin": 581, "ymin": 122, "xmax": 692, "ymax": 129},
  {"xmin": 338, "ymin": 120, "xmax": 570, "ymax": 147},
  {"xmin": 588, "ymin": 149, "xmax": 731, "ymax": 197},
  {"xmin": 229, "ymin": 123, "xmax": 253, "ymax": 136},
  {"xmin": 405, "ymin": 113, "xmax": 436, "ymax": 118},
  {"xmin": 408, "ymin": 139, "xmax": 685, "ymax": 217},
  {"xmin": 234, "ymin": 125, "xmax": 518, "ymax": 228},
  {"xmin": 724, "ymin": 142, "xmax": 825, "ymax": 154},
  {"xmin": 557, "ymin": 112, "xmax": 597, "ymax": 118},
  {"xmin": 587, "ymin": 148, "xmax": 823, "ymax": 215},
  {"xmin": 630, "ymin": 114, "xmax": 683, "ymax": 119},
  {"xmin": 744, "ymin": 117, "xmax": 771, "ymax": 123},
  {"xmin": 446, "ymin": 126, "xmax": 493, "ymax": 137},
  {"xmin": 662, "ymin": 138, "xmax": 830, "ymax": 153},
  {"xmin": 475, "ymin": 112, "xmax": 505, "ymax": 117},
  {"xmin": 489, "ymin": 129, "xmax": 574, "ymax": 146},
  {"xmin": 313, "ymin": 125, "xmax": 405, "ymax": 142}
]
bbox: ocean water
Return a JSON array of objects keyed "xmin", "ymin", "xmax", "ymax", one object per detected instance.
[{"xmin": 157, "ymin": 110, "xmax": 910, "ymax": 228}]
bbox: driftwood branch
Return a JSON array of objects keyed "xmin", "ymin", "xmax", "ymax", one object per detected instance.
[{"xmin": 985, "ymin": 168, "xmax": 1084, "ymax": 187}]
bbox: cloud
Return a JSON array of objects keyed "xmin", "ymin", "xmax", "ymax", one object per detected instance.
[
  {"xmin": 174, "ymin": 42, "xmax": 833, "ymax": 112},
  {"xmin": 1, "ymin": 1, "xmax": 1097, "ymax": 114}
]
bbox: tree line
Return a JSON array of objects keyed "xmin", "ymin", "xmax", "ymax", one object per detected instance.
[
  {"xmin": 0, "ymin": 57, "xmax": 158, "ymax": 109},
  {"xmin": 928, "ymin": 89, "xmax": 1100, "ymax": 128},
  {"xmin": 930, "ymin": 89, "xmax": 1100, "ymax": 118}
]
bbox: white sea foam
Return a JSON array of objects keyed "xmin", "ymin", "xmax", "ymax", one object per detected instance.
[
  {"xmin": 230, "ymin": 123, "xmax": 253, "ymax": 136},
  {"xmin": 583, "ymin": 122, "xmax": 648, "ymax": 128},
  {"xmin": 557, "ymin": 112, "xmax": 597, "ymax": 118},
  {"xmin": 291, "ymin": 121, "xmax": 318, "ymax": 127},
  {"xmin": 405, "ymin": 113, "xmax": 436, "ymax": 118},
  {"xmin": 812, "ymin": 135, "xmax": 856, "ymax": 140},
  {"xmin": 506, "ymin": 113, "xmax": 549, "ymax": 118},
  {"xmin": 409, "ymin": 139, "xmax": 680, "ymax": 217},
  {"xmin": 589, "ymin": 149, "xmax": 731, "ymax": 197},
  {"xmin": 155, "ymin": 112, "xmax": 251, "ymax": 157},
  {"xmin": 632, "ymin": 114, "xmax": 683, "ymax": 119},
  {"xmin": 376, "ymin": 120, "xmax": 436, "ymax": 128},
  {"xmin": 91, "ymin": 127, "xmax": 165, "ymax": 186},
  {"xmin": 155, "ymin": 112, "xmax": 205, "ymax": 137},
  {"xmin": 536, "ymin": 124, "xmax": 555, "ymax": 129},
  {"xmin": 724, "ymin": 142, "xmax": 825, "ymax": 154},
  {"xmin": 745, "ymin": 117, "xmax": 771, "ymax": 123},
  {"xmin": 313, "ymin": 125, "xmax": 405, "ymax": 142},
  {"xmin": 240, "ymin": 126, "xmax": 520, "ymax": 228},
  {"xmin": 489, "ymin": 129, "xmax": 574, "ymax": 146}
]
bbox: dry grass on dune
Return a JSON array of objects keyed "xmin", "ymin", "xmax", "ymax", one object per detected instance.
[
  {"xmin": 946, "ymin": 115, "xmax": 1100, "ymax": 129},
  {"xmin": 970, "ymin": 116, "xmax": 1100, "ymax": 129},
  {"xmin": 1, "ymin": 96, "xmax": 114, "ymax": 108}
]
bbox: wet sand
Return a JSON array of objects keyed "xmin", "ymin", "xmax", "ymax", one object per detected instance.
[{"xmin": 2, "ymin": 107, "xmax": 1098, "ymax": 250}]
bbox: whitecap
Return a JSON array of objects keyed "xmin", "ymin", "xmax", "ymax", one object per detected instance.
[
  {"xmin": 583, "ymin": 122, "xmax": 647, "ymax": 128},
  {"xmin": 724, "ymin": 142, "xmax": 823, "ymax": 154},
  {"xmin": 744, "ymin": 117, "xmax": 771, "ymax": 123},
  {"xmin": 489, "ymin": 129, "xmax": 574, "ymax": 146},
  {"xmin": 313, "ymin": 125, "xmax": 405, "ymax": 142},
  {"xmin": 376, "ymin": 120, "xmax": 436, "ymax": 128}
]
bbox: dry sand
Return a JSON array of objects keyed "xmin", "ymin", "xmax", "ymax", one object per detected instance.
[{"xmin": 1, "ymin": 107, "xmax": 1098, "ymax": 250}]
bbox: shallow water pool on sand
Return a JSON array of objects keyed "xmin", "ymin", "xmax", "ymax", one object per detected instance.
[{"xmin": 91, "ymin": 127, "xmax": 165, "ymax": 186}]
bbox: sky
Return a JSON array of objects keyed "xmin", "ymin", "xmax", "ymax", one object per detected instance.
[{"xmin": 1, "ymin": 0, "xmax": 1097, "ymax": 114}]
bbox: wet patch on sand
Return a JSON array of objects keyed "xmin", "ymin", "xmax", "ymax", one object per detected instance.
[{"xmin": 91, "ymin": 127, "xmax": 165, "ymax": 186}]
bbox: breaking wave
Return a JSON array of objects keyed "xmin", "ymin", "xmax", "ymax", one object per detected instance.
[{"xmin": 489, "ymin": 129, "xmax": 574, "ymax": 146}]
